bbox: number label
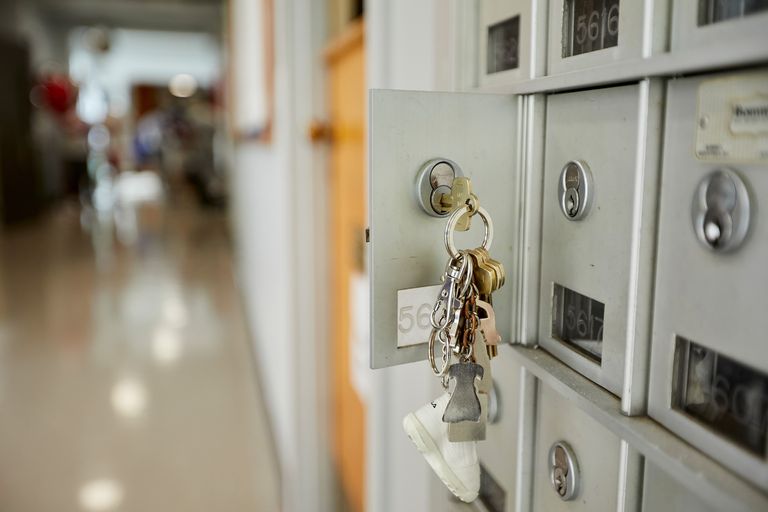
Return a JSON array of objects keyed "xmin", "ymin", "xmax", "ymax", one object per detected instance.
[
  {"xmin": 397, "ymin": 285, "xmax": 441, "ymax": 348},
  {"xmin": 552, "ymin": 283, "xmax": 606, "ymax": 362},
  {"xmin": 487, "ymin": 15, "xmax": 521, "ymax": 74},
  {"xmin": 675, "ymin": 337, "xmax": 768, "ymax": 456},
  {"xmin": 563, "ymin": 0, "xmax": 620, "ymax": 58}
]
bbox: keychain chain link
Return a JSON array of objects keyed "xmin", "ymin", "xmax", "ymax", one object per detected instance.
[
  {"xmin": 428, "ymin": 250, "xmax": 474, "ymax": 382},
  {"xmin": 428, "ymin": 201, "xmax": 496, "ymax": 388}
]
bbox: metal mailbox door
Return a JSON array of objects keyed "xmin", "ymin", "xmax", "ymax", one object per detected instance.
[
  {"xmin": 478, "ymin": 0, "xmax": 546, "ymax": 87},
  {"xmin": 546, "ymin": 0, "xmax": 667, "ymax": 75},
  {"xmin": 671, "ymin": 0, "xmax": 768, "ymax": 55},
  {"xmin": 537, "ymin": 83, "xmax": 662, "ymax": 405},
  {"xmin": 642, "ymin": 461, "xmax": 721, "ymax": 512},
  {"xmin": 648, "ymin": 69, "xmax": 768, "ymax": 492},
  {"xmin": 531, "ymin": 382, "xmax": 623, "ymax": 511},
  {"xmin": 369, "ymin": 90, "xmax": 520, "ymax": 368},
  {"xmin": 475, "ymin": 348, "xmax": 526, "ymax": 512}
]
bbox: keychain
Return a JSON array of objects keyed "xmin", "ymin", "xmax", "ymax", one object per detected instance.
[{"xmin": 403, "ymin": 193, "xmax": 506, "ymax": 503}]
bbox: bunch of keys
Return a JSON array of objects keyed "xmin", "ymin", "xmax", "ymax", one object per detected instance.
[{"xmin": 427, "ymin": 200, "xmax": 505, "ymax": 442}]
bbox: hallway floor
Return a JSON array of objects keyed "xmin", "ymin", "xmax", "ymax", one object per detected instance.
[{"xmin": 0, "ymin": 198, "xmax": 280, "ymax": 511}]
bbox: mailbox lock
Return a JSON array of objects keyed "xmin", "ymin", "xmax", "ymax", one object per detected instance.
[
  {"xmin": 549, "ymin": 441, "xmax": 580, "ymax": 501},
  {"xmin": 692, "ymin": 169, "xmax": 750, "ymax": 252},
  {"xmin": 416, "ymin": 158, "xmax": 465, "ymax": 218},
  {"xmin": 558, "ymin": 160, "xmax": 594, "ymax": 220}
]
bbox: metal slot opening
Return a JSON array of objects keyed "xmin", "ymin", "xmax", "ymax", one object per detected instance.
[
  {"xmin": 673, "ymin": 336, "xmax": 768, "ymax": 457},
  {"xmin": 697, "ymin": 0, "xmax": 768, "ymax": 26},
  {"xmin": 551, "ymin": 283, "xmax": 604, "ymax": 362}
]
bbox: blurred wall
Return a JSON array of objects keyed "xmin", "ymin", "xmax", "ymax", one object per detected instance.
[
  {"xmin": 229, "ymin": 0, "xmax": 452, "ymax": 510},
  {"xmin": 14, "ymin": 1, "xmax": 70, "ymax": 68},
  {"xmin": 228, "ymin": 0, "xmax": 332, "ymax": 510},
  {"xmin": 0, "ymin": 0, "xmax": 69, "ymax": 218}
]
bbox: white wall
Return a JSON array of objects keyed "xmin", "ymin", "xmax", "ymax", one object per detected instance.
[
  {"xmin": 229, "ymin": 0, "xmax": 332, "ymax": 510},
  {"xmin": 229, "ymin": 0, "xmax": 298, "ymax": 495}
]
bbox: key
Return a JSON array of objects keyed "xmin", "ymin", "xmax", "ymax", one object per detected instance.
[
  {"xmin": 440, "ymin": 177, "xmax": 477, "ymax": 231},
  {"xmin": 448, "ymin": 336, "xmax": 493, "ymax": 441},
  {"xmin": 476, "ymin": 299, "xmax": 501, "ymax": 358},
  {"xmin": 467, "ymin": 249, "xmax": 495, "ymax": 296},
  {"xmin": 474, "ymin": 248, "xmax": 505, "ymax": 291},
  {"xmin": 442, "ymin": 361, "xmax": 484, "ymax": 423}
]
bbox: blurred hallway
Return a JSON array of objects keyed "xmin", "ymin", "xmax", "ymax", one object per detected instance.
[{"xmin": 0, "ymin": 196, "xmax": 280, "ymax": 511}]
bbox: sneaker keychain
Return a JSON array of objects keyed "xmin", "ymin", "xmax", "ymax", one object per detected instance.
[{"xmin": 403, "ymin": 196, "xmax": 505, "ymax": 503}]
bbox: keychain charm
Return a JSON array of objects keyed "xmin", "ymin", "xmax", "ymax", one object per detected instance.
[{"xmin": 443, "ymin": 361, "xmax": 484, "ymax": 423}]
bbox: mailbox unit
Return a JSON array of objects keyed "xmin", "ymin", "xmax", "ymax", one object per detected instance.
[
  {"xmin": 546, "ymin": 0, "xmax": 668, "ymax": 75},
  {"xmin": 538, "ymin": 82, "xmax": 662, "ymax": 405},
  {"xmin": 671, "ymin": 1, "xmax": 768, "ymax": 56},
  {"xmin": 648, "ymin": 69, "xmax": 768, "ymax": 492},
  {"xmin": 369, "ymin": 1, "xmax": 768, "ymax": 510},
  {"xmin": 531, "ymin": 382, "xmax": 623, "ymax": 511},
  {"xmin": 478, "ymin": 0, "xmax": 547, "ymax": 87}
]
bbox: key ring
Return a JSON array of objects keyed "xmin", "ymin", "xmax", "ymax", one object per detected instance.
[
  {"xmin": 444, "ymin": 205, "xmax": 494, "ymax": 260},
  {"xmin": 428, "ymin": 329, "xmax": 450, "ymax": 376}
]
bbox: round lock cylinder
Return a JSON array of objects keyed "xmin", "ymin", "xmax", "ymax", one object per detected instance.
[
  {"xmin": 416, "ymin": 158, "xmax": 464, "ymax": 217},
  {"xmin": 558, "ymin": 160, "xmax": 594, "ymax": 221},
  {"xmin": 548, "ymin": 441, "xmax": 580, "ymax": 501},
  {"xmin": 692, "ymin": 168, "xmax": 751, "ymax": 252}
]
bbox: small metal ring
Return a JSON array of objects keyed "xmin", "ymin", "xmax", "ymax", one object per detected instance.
[
  {"xmin": 457, "ymin": 250, "xmax": 473, "ymax": 298},
  {"xmin": 428, "ymin": 329, "xmax": 450, "ymax": 376},
  {"xmin": 444, "ymin": 205, "xmax": 494, "ymax": 259}
]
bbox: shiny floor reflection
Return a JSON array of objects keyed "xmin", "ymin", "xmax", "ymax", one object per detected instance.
[{"xmin": 0, "ymin": 198, "xmax": 280, "ymax": 511}]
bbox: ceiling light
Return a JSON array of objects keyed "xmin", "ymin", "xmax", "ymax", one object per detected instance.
[{"xmin": 169, "ymin": 74, "xmax": 198, "ymax": 98}]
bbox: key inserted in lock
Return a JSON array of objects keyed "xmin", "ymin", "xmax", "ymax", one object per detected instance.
[
  {"xmin": 692, "ymin": 168, "xmax": 751, "ymax": 252},
  {"xmin": 416, "ymin": 158, "xmax": 480, "ymax": 232},
  {"xmin": 416, "ymin": 158, "xmax": 465, "ymax": 218},
  {"xmin": 558, "ymin": 160, "xmax": 594, "ymax": 221}
]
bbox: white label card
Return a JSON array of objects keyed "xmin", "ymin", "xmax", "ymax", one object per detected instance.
[
  {"xmin": 396, "ymin": 285, "xmax": 441, "ymax": 349},
  {"xmin": 696, "ymin": 71, "xmax": 768, "ymax": 163}
]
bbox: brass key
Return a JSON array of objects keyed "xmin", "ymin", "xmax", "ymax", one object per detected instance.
[
  {"xmin": 467, "ymin": 249, "xmax": 495, "ymax": 296},
  {"xmin": 440, "ymin": 177, "xmax": 478, "ymax": 231},
  {"xmin": 475, "ymin": 247, "xmax": 505, "ymax": 291}
]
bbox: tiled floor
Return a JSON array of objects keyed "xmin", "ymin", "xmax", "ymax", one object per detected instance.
[{"xmin": 0, "ymin": 197, "xmax": 280, "ymax": 511}]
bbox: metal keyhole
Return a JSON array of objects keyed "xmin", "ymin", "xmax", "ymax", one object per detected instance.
[
  {"xmin": 564, "ymin": 188, "xmax": 579, "ymax": 217},
  {"xmin": 692, "ymin": 169, "xmax": 750, "ymax": 252},
  {"xmin": 549, "ymin": 441, "xmax": 579, "ymax": 501},
  {"xmin": 558, "ymin": 160, "xmax": 593, "ymax": 221}
]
